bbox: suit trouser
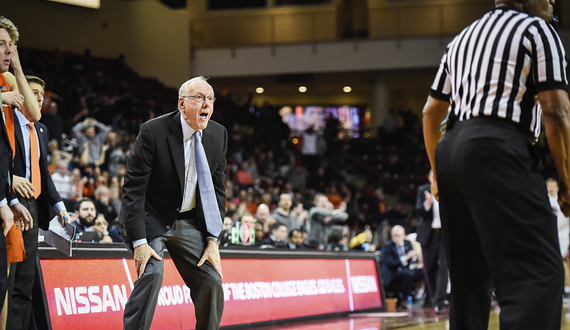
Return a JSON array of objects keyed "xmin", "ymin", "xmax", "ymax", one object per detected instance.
[
  {"xmin": 436, "ymin": 118, "xmax": 563, "ymax": 330},
  {"xmin": 389, "ymin": 268, "xmax": 424, "ymax": 300},
  {"xmin": 123, "ymin": 219, "xmax": 224, "ymax": 330},
  {"xmin": 0, "ymin": 223, "xmax": 6, "ymax": 314},
  {"xmin": 8, "ymin": 198, "xmax": 39, "ymax": 330},
  {"xmin": 421, "ymin": 229, "xmax": 448, "ymax": 307}
]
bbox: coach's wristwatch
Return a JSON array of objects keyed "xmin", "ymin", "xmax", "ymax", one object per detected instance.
[{"xmin": 207, "ymin": 236, "xmax": 220, "ymax": 245}]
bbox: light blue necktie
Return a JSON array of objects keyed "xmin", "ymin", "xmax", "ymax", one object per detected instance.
[
  {"xmin": 397, "ymin": 244, "xmax": 406, "ymax": 258},
  {"xmin": 194, "ymin": 131, "xmax": 223, "ymax": 237}
]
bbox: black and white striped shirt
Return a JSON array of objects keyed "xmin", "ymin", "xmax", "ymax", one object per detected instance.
[{"xmin": 430, "ymin": 8, "xmax": 568, "ymax": 141}]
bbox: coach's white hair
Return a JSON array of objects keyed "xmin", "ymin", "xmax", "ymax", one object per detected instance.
[{"xmin": 178, "ymin": 76, "xmax": 209, "ymax": 98}]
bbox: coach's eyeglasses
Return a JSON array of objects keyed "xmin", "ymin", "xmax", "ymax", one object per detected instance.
[{"xmin": 182, "ymin": 95, "xmax": 216, "ymax": 103}]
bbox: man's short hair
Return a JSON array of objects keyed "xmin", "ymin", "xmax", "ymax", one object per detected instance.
[
  {"xmin": 269, "ymin": 221, "xmax": 286, "ymax": 233},
  {"xmin": 0, "ymin": 16, "xmax": 19, "ymax": 43},
  {"xmin": 289, "ymin": 229, "xmax": 300, "ymax": 239},
  {"xmin": 327, "ymin": 226, "xmax": 346, "ymax": 244},
  {"xmin": 75, "ymin": 197, "xmax": 94, "ymax": 212},
  {"xmin": 546, "ymin": 178, "xmax": 558, "ymax": 185},
  {"xmin": 314, "ymin": 193, "xmax": 326, "ymax": 204},
  {"xmin": 25, "ymin": 75, "xmax": 46, "ymax": 90},
  {"xmin": 178, "ymin": 76, "xmax": 209, "ymax": 98}
]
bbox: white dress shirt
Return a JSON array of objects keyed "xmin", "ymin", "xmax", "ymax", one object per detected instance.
[
  {"xmin": 14, "ymin": 110, "xmax": 66, "ymax": 213},
  {"xmin": 179, "ymin": 115, "xmax": 198, "ymax": 213},
  {"xmin": 133, "ymin": 115, "xmax": 199, "ymax": 248}
]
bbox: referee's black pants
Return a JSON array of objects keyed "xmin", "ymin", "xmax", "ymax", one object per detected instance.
[{"xmin": 436, "ymin": 117, "xmax": 563, "ymax": 330}]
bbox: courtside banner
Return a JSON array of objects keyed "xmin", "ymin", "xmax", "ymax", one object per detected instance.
[{"xmin": 41, "ymin": 258, "xmax": 381, "ymax": 329}]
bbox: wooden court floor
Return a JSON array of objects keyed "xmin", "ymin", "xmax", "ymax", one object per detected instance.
[{"xmin": 252, "ymin": 300, "xmax": 570, "ymax": 330}]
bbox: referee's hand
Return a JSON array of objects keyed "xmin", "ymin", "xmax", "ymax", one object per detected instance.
[{"xmin": 431, "ymin": 180, "xmax": 439, "ymax": 201}]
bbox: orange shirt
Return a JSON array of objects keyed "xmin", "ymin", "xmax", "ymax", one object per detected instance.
[
  {"xmin": 0, "ymin": 74, "xmax": 25, "ymax": 263},
  {"xmin": 0, "ymin": 73, "xmax": 15, "ymax": 159}
]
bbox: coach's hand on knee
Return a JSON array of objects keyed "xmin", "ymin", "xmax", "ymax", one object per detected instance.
[
  {"xmin": 198, "ymin": 241, "xmax": 223, "ymax": 279},
  {"xmin": 134, "ymin": 243, "xmax": 162, "ymax": 279}
]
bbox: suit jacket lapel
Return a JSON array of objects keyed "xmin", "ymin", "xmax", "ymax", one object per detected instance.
[
  {"xmin": 166, "ymin": 113, "xmax": 185, "ymax": 192},
  {"xmin": 12, "ymin": 110, "xmax": 25, "ymax": 158},
  {"xmin": 35, "ymin": 123, "xmax": 48, "ymax": 175},
  {"xmin": 201, "ymin": 126, "xmax": 215, "ymax": 174}
]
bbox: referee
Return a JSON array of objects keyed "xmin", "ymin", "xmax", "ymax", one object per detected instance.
[{"xmin": 423, "ymin": 0, "xmax": 568, "ymax": 329}]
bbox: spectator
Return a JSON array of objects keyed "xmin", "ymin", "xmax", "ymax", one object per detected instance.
[
  {"xmin": 327, "ymin": 185, "xmax": 344, "ymax": 209},
  {"xmin": 94, "ymin": 186, "xmax": 118, "ymax": 225},
  {"xmin": 235, "ymin": 163, "xmax": 253, "ymax": 188},
  {"xmin": 253, "ymin": 222, "xmax": 264, "ymax": 246},
  {"xmin": 305, "ymin": 194, "xmax": 348, "ymax": 249},
  {"xmin": 39, "ymin": 101, "xmax": 64, "ymax": 147},
  {"xmin": 234, "ymin": 213, "xmax": 256, "ymax": 246},
  {"xmin": 301, "ymin": 125, "xmax": 321, "ymax": 175},
  {"xmin": 254, "ymin": 203, "xmax": 271, "ymax": 226},
  {"xmin": 350, "ymin": 228, "xmax": 376, "ymax": 252},
  {"xmin": 93, "ymin": 216, "xmax": 114, "ymax": 243},
  {"xmin": 262, "ymin": 150, "xmax": 278, "ymax": 178},
  {"xmin": 80, "ymin": 165, "xmax": 96, "ymax": 198},
  {"xmin": 221, "ymin": 217, "xmax": 233, "ymax": 247},
  {"xmin": 71, "ymin": 197, "xmax": 97, "ymax": 235},
  {"xmin": 100, "ymin": 131, "xmax": 127, "ymax": 178},
  {"xmin": 326, "ymin": 226, "xmax": 350, "ymax": 252},
  {"xmin": 108, "ymin": 184, "xmax": 122, "ymax": 216},
  {"xmin": 288, "ymin": 229, "xmax": 305, "ymax": 249},
  {"xmin": 380, "ymin": 225, "xmax": 423, "ymax": 309},
  {"xmin": 261, "ymin": 221, "xmax": 288, "ymax": 248},
  {"xmin": 270, "ymin": 193, "xmax": 301, "ymax": 232},
  {"xmin": 72, "ymin": 117, "xmax": 111, "ymax": 167},
  {"xmin": 244, "ymin": 155, "xmax": 259, "ymax": 180}
]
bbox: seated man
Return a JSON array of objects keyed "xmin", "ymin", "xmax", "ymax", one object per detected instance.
[
  {"xmin": 288, "ymin": 229, "xmax": 305, "ymax": 249},
  {"xmin": 71, "ymin": 197, "xmax": 112, "ymax": 242},
  {"xmin": 71, "ymin": 197, "xmax": 97, "ymax": 233},
  {"xmin": 381, "ymin": 225, "xmax": 423, "ymax": 309},
  {"xmin": 261, "ymin": 221, "xmax": 288, "ymax": 248}
]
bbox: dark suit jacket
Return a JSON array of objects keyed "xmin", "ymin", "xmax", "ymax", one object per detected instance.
[
  {"xmin": 380, "ymin": 239, "xmax": 414, "ymax": 287},
  {"xmin": 120, "ymin": 111, "xmax": 227, "ymax": 244},
  {"xmin": 12, "ymin": 112, "xmax": 63, "ymax": 230},
  {"xmin": 415, "ymin": 183, "xmax": 433, "ymax": 246},
  {"xmin": 0, "ymin": 106, "xmax": 15, "ymax": 204}
]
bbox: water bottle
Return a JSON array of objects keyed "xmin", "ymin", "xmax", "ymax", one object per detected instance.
[{"xmin": 407, "ymin": 295, "xmax": 413, "ymax": 309}]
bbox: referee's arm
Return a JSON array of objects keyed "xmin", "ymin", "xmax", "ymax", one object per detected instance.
[
  {"xmin": 422, "ymin": 96, "xmax": 450, "ymax": 201},
  {"xmin": 541, "ymin": 89, "xmax": 570, "ymax": 216}
]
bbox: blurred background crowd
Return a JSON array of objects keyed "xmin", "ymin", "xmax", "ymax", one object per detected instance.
[{"xmin": 20, "ymin": 46, "xmax": 559, "ymax": 251}]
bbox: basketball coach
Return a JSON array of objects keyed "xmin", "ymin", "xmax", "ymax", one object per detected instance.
[{"xmin": 120, "ymin": 76, "xmax": 227, "ymax": 330}]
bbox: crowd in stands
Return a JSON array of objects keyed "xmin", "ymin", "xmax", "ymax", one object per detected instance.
[
  {"xmin": 16, "ymin": 46, "xmax": 559, "ymax": 252},
  {"xmin": 11, "ymin": 45, "xmax": 566, "ymax": 316}
]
